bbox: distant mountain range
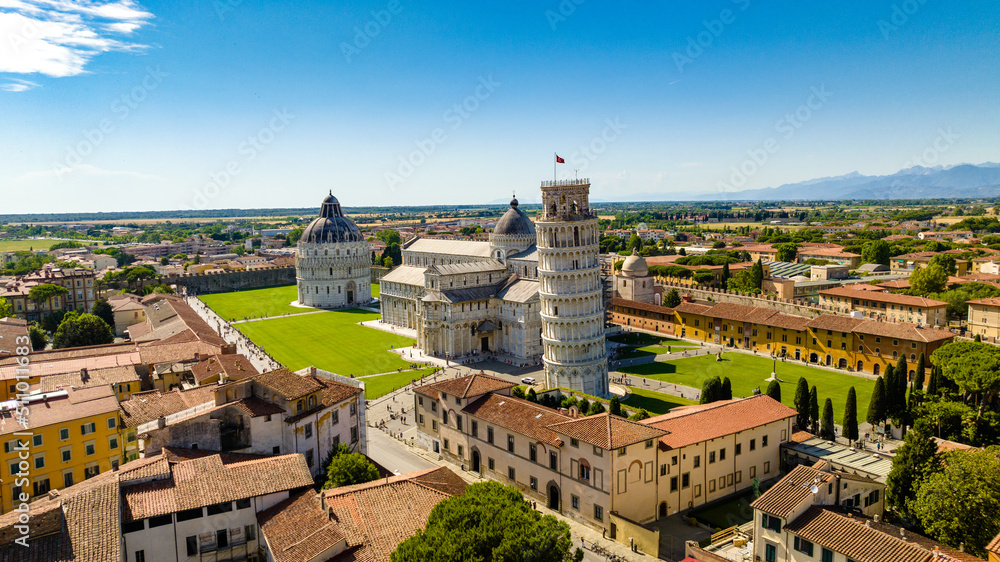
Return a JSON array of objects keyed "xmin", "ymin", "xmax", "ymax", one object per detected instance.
[{"xmin": 709, "ymin": 162, "xmax": 1000, "ymax": 201}]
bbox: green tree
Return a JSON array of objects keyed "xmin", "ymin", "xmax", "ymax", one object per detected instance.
[
  {"xmin": 910, "ymin": 264, "xmax": 949, "ymax": 294},
  {"xmin": 376, "ymin": 229, "xmax": 402, "ymax": 246},
  {"xmin": 28, "ymin": 323, "xmax": 47, "ymax": 351},
  {"xmin": 926, "ymin": 365, "xmax": 939, "ymax": 397},
  {"xmin": 391, "ymin": 482, "xmax": 575, "ymax": 562},
  {"xmin": 609, "ymin": 396, "xmax": 623, "ymax": 417},
  {"xmin": 861, "ymin": 239, "xmax": 891, "ymax": 266},
  {"xmin": 766, "ymin": 380, "xmax": 781, "ymax": 402},
  {"xmin": 587, "ymin": 401, "xmax": 606, "ymax": 416},
  {"xmin": 914, "ymin": 353, "xmax": 926, "ymax": 391},
  {"xmin": 286, "ymin": 226, "xmax": 304, "ymax": 246},
  {"xmin": 700, "ymin": 376, "xmax": 723, "ymax": 404},
  {"xmin": 628, "ymin": 409, "xmax": 651, "ymax": 421},
  {"xmin": 794, "ymin": 377, "xmax": 810, "ymax": 428},
  {"xmin": 809, "ymin": 386, "xmax": 820, "ymax": 434},
  {"xmin": 843, "ymin": 387, "xmax": 859, "ymax": 442},
  {"xmin": 159, "ymin": 255, "xmax": 170, "ymax": 265},
  {"xmin": 912, "ymin": 448, "xmax": 1000, "ymax": 557},
  {"xmin": 931, "ymin": 341, "xmax": 1000, "ymax": 420},
  {"xmin": 383, "ymin": 256, "xmax": 394, "ymax": 268},
  {"xmin": 721, "ymin": 377, "xmax": 732, "ymax": 400},
  {"xmin": 663, "ymin": 288, "xmax": 681, "ymax": 308},
  {"xmin": 721, "ymin": 262, "xmax": 731, "ymax": 284},
  {"xmin": 693, "ymin": 270, "xmax": 716, "ymax": 285},
  {"xmin": 750, "ymin": 258, "xmax": 764, "ymax": 289},
  {"xmin": 577, "ymin": 397, "xmax": 590, "ymax": 415},
  {"xmin": 627, "ymin": 233, "xmax": 642, "ymax": 252},
  {"xmin": 975, "ymin": 333, "xmax": 982, "ymax": 342},
  {"xmin": 28, "ymin": 283, "xmax": 69, "ymax": 312},
  {"xmin": 928, "ymin": 254, "xmax": 958, "ymax": 276},
  {"xmin": 526, "ymin": 388, "xmax": 537, "ymax": 402},
  {"xmin": 775, "ymin": 243, "xmax": 799, "ymax": 262},
  {"xmin": 820, "ymin": 398, "xmax": 835, "ymax": 440},
  {"xmin": 0, "ymin": 297, "xmax": 13, "ymax": 318},
  {"xmin": 886, "ymin": 421, "xmax": 940, "ymax": 525},
  {"xmin": 867, "ymin": 376, "xmax": 887, "ymax": 427},
  {"xmin": 52, "ymin": 312, "xmax": 114, "ymax": 349},
  {"xmin": 91, "ymin": 298, "xmax": 115, "ymax": 328},
  {"xmin": 322, "ymin": 444, "xmax": 380, "ymax": 489}
]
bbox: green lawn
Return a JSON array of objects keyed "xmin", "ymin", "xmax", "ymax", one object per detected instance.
[
  {"xmin": 200, "ymin": 285, "xmax": 310, "ymax": 320},
  {"xmin": 236, "ymin": 309, "xmax": 415, "ymax": 376},
  {"xmin": 619, "ymin": 353, "xmax": 875, "ymax": 424},
  {"xmin": 371, "ymin": 283, "xmax": 381, "ymax": 299},
  {"xmin": 201, "ymin": 284, "xmax": 383, "ymax": 321},
  {"xmin": 622, "ymin": 387, "xmax": 698, "ymax": 416},
  {"xmin": 0, "ymin": 239, "xmax": 105, "ymax": 252},
  {"xmin": 361, "ymin": 367, "xmax": 436, "ymax": 399}
]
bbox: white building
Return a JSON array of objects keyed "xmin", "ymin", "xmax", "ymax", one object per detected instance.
[{"xmin": 296, "ymin": 192, "xmax": 372, "ymax": 308}]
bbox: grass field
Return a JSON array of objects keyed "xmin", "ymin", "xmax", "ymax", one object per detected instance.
[
  {"xmin": 200, "ymin": 285, "xmax": 312, "ymax": 320},
  {"xmin": 0, "ymin": 239, "xmax": 66, "ymax": 252},
  {"xmin": 361, "ymin": 367, "xmax": 436, "ymax": 399},
  {"xmin": 200, "ymin": 284, "xmax": 382, "ymax": 321},
  {"xmin": 235, "ymin": 309, "xmax": 415, "ymax": 376},
  {"xmin": 619, "ymin": 353, "xmax": 875, "ymax": 424},
  {"xmin": 622, "ymin": 387, "xmax": 698, "ymax": 415},
  {"xmin": 609, "ymin": 333, "xmax": 695, "ymax": 347}
]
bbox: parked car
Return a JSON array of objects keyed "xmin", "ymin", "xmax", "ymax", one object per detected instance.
[{"xmin": 521, "ymin": 377, "xmax": 536, "ymax": 385}]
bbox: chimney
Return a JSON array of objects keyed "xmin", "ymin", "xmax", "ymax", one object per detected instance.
[
  {"xmin": 959, "ymin": 543, "xmax": 964, "ymax": 552},
  {"xmin": 933, "ymin": 546, "xmax": 940, "ymax": 559}
]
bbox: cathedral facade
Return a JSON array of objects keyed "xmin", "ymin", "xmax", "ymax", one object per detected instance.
[
  {"xmin": 296, "ymin": 192, "xmax": 373, "ymax": 308},
  {"xmin": 379, "ymin": 180, "xmax": 608, "ymax": 396}
]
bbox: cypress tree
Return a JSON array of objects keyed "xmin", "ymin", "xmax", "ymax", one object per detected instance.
[
  {"xmin": 766, "ymin": 379, "xmax": 781, "ymax": 402},
  {"xmin": 914, "ymin": 353, "xmax": 926, "ymax": 392},
  {"xmin": 926, "ymin": 365, "xmax": 938, "ymax": 396},
  {"xmin": 883, "ymin": 365, "xmax": 898, "ymax": 420},
  {"xmin": 721, "ymin": 377, "xmax": 733, "ymax": 400},
  {"xmin": 843, "ymin": 387, "xmax": 859, "ymax": 442},
  {"xmin": 896, "ymin": 355, "xmax": 908, "ymax": 382},
  {"xmin": 700, "ymin": 376, "xmax": 723, "ymax": 404},
  {"xmin": 722, "ymin": 262, "xmax": 731, "ymax": 284},
  {"xmin": 867, "ymin": 376, "xmax": 887, "ymax": 427},
  {"xmin": 974, "ymin": 333, "xmax": 982, "ymax": 342},
  {"xmin": 609, "ymin": 396, "xmax": 623, "ymax": 417},
  {"xmin": 809, "ymin": 386, "xmax": 820, "ymax": 434},
  {"xmin": 794, "ymin": 377, "xmax": 810, "ymax": 428},
  {"xmin": 895, "ymin": 363, "xmax": 909, "ymax": 422},
  {"xmin": 821, "ymin": 398, "xmax": 835, "ymax": 440}
]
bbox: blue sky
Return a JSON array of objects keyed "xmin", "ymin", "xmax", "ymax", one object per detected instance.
[{"xmin": 1, "ymin": 0, "xmax": 998, "ymax": 213}]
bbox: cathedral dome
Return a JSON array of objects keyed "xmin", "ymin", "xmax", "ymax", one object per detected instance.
[
  {"xmin": 301, "ymin": 192, "xmax": 364, "ymax": 244},
  {"xmin": 493, "ymin": 197, "xmax": 536, "ymax": 237},
  {"xmin": 620, "ymin": 249, "xmax": 648, "ymax": 277}
]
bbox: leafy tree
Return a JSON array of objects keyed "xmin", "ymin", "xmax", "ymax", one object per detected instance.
[
  {"xmin": 587, "ymin": 401, "xmax": 606, "ymax": 416},
  {"xmin": 28, "ymin": 283, "xmax": 69, "ymax": 311},
  {"xmin": 693, "ymin": 270, "xmax": 716, "ymax": 285},
  {"xmin": 912, "ymin": 448, "xmax": 1000, "ymax": 557},
  {"xmin": 896, "ymin": 356, "xmax": 908, "ymax": 382},
  {"xmin": 628, "ymin": 409, "xmax": 651, "ymax": 421},
  {"xmin": 700, "ymin": 376, "xmax": 723, "ymax": 404},
  {"xmin": 512, "ymin": 386, "xmax": 525, "ymax": 399},
  {"xmin": 663, "ymin": 288, "xmax": 681, "ymax": 308},
  {"xmin": 526, "ymin": 388, "xmax": 537, "ymax": 402},
  {"xmin": 886, "ymin": 421, "xmax": 940, "ymax": 525},
  {"xmin": 820, "ymin": 398, "xmax": 835, "ymax": 440},
  {"xmin": 775, "ymin": 243, "xmax": 799, "ymax": 262},
  {"xmin": 766, "ymin": 380, "xmax": 781, "ymax": 402},
  {"xmin": 577, "ymin": 397, "xmax": 590, "ymax": 415},
  {"xmin": 750, "ymin": 258, "xmax": 764, "ymax": 289},
  {"xmin": 609, "ymin": 396, "xmax": 623, "ymax": 417},
  {"xmin": 909, "ymin": 264, "xmax": 949, "ymax": 294},
  {"xmin": 28, "ymin": 323, "xmax": 47, "ymax": 351},
  {"xmin": 975, "ymin": 333, "xmax": 982, "ymax": 342},
  {"xmin": 383, "ymin": 256, "xmax": 394, "ymax": 268},
  {"xmin": 931, "ymin": 341, "xmax": 1000, "ymax": 420},
  {"xmin": 322, "ymin": 444, "xmax": 380, "ymax": 489},
  {"xmin": 809, "ymin": 386, "xmax": 820, "ymax": 434},
  {"xmin": 376, "ymin": 229, "xmax": 402, "ymax": 246},
  {"xmin": 286, "ymin": 226, "xmax": 304, "ymax": 246},
  {"xmin": 721, "ymin": 377, "xmax": 732, "ymax": 400},
  {"xmin": 861, "ymin": 239, "xmax": 891, "ymax": 266},
  {"xmin": 40, "ymin": 310, "xmax": 66, "ymax": 333},
  {"xmin": 52, "ymin": 312, "xmax": 114, "ymax": 349},
  {"xmin": 926, "ymin": 365, "xmax": 940, "ymax": 397},
  {"xmin": 627, "ymin": 233, "xmax": 642, "ymax": 252},
  {"xmin": 928, "ymin": 254, "xmax": 958, "ymax": 276},
  {"xmin": 867, "ymin": 376, "xmax": 887, "ymax": 427},
  {"xmin": 391, "ymin": 482, "xmax": 575, "ymax": 562},
  {"xmin": 0, "ymin": 297, "xmax": 12, "ymax": 319},
  {"xmin": 91, "ymin": 298, "xmax": 115, "ymax": 328},
  {"xmin": 794, "ymin": 377, "xmax": 810, "ymax": 428},
  {"xmin": 843, "ymin": 387, "xmax": 859, "ymax": 441},
  {"xmin": 159, "ymin": 256, "xmax": 170, "ymax": 265},
  {"xmin": 914, "ymin": 353, "xmax": 926, "ymax": 391},
  {"xmin": 678, "ymin": 247, "xmax": 686, "ymax": 256}
]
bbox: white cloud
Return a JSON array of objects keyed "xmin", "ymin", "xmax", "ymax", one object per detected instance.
[
  {"xmin": 0, "ymin": 77, "xmax": 38, "ymax": 90},
  {"xmin": 0, "ymin": 0, "xmax": 153, "ymax": 79}
]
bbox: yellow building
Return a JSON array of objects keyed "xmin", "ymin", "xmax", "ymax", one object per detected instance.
[
  {"xmin": 817, "ymin": 286, "xmax": 948, "ymax": 327},
  {"xmin": 0, "ymin": 385, "xmax": 122, "ymax": 514},
  {"xmin": 967, "ymin": 296, "xmax": 1000, "ymax": 341}
]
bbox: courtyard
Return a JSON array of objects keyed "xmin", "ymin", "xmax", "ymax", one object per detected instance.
[{"xmin": 619, "ymin": 352, "xmax": 876, "ymax": 424}]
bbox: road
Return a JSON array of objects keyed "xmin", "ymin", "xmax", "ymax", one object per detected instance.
[{"xmin": 366, "ymin": 427, "xmax": 436, "ymax": 475}]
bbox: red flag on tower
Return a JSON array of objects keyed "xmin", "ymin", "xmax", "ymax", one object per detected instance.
[{"xmin": 555, "ymin": 155, "xmax": 565, "ymax": 163}]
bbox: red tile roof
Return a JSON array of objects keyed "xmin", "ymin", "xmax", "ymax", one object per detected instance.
[
  {"xmin": 987, "ymin": 532, "xmax": 1000, "ymax": 555},
  {"xmin": 750, "ymin": 464, "xmax": 833, "ymax": 518},
  {"xmin": 422, "ymin": 372, "xmax": 516, "ymax": 399},
  {"xmin": 644, "ymin": 395, "xmax": 796, "ymax": 450},
  {"xmin": 462, "ymin": 393, "xmax": 569, "ymax": 446},
  {"xmin": 255, "ymin": 368, "xmax": 325, "ymax": 401},
  {"xmin": 819, "ymin": 286, "xmax": 948, "ymax": 308},
  {"xmin": 190, "ymin": 353, "xmax": 259, "ymax": 383},
  {"xmin": 258, "ymin": 489, "xmax": 346, "ymax": 562},
  {"xmin": 549, "ymin": 413, "xmax": 668, "ymax": 450},
  {"xmin": 784, "ymin": 507, "xmax": 938, "ymax": 562}
]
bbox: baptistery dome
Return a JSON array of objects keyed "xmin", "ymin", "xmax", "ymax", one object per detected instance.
[
  {"xmin": 301, "ymin": 192, "xmax": 364, "ymax": 244},
  {"xmin": 489, "ymin": 197, "xmax": 536, "ymax": 260},
  {"xmin": 295, "ymin": 192, "xmax": 371, "ymax": 308}
]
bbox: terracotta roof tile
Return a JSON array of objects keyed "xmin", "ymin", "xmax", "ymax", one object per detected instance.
[
  {"xmin": 784, "ymin": 507, "xmax": 935, "ymax": 562},
  {"xmin": 119, "ymin": 386, "xmax": 218, "ymax": 428},
  {"xmin": 645, "ymin": 395, "xmax": 796, "ymax": 450},
  {"xmin": 37, "ymin": 364, "xmax": 141, "ymax": 393},
  {"xmin": 423, "ymin": 373, "xmax": 515, "ymax": 399},
  {"xmin": 987, "ymin": 532, "xmax": 1000, "ymax": 555},
  {"xmin": 803, "ymin": 314, "xmax": 865, "ymax": 332},
  {"xmin": 254, "ymin": 368, "xmax": 325, "ymax": 401},
  {"xmin": 258, "ymin": 489, "xmax": 346, "ymax": 562},
  {"xmin": 190, "ymin": 353, "xmax": 259, "ymax": 383},
  {"xmin": 549, "ymin": 413, "xmax": 668, "ymax": 450},
  {"xmin": 819, "ymin": 286, "xmax": 948, "ymax": 308},
  {"xmin": 462, "ymin": 393, "xmax": 569, "ymax": 446},
  {"xmin": 750, "ymin": 464, "xmax": 833, "ymax": 518},
  {"xmin": 0, "ymin": 386, "xmax": 120, "ymax": 437},
  {"xmin": 852, "ymin": 320, "xmax": 954, "ymax": 343},
  {"xmin": 231, "ymin": 396, "xmax": 286, "ymax": 418}
]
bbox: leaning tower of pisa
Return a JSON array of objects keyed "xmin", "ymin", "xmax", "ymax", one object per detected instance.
[{"xmin": 536, "ymin": 178, "xmax": 609, "ymax": 397}]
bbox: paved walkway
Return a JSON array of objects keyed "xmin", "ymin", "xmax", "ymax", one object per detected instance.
[
  {"xmin": 229, "ymin": 309, "xmax": 327, "ymax": 324},
  {"xmin": 185, "ymin": 295, "xmax": 283, "ymax": 373}
]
